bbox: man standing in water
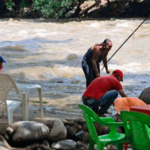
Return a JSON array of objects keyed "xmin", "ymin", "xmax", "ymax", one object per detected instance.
[
  {"xmin": 82, "ymin": 39, "xmax": 112, "ymax": 87},
  {"xmin": 82, "ymin": 70, "xmax": 127, "ymax": 115},
  {"xmin": 0, "ymin": 56, "xmax": 6, "ymax": 73}
]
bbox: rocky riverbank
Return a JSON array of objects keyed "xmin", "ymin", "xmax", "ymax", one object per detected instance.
[{"xmin": 0, "ymin": 86, "xmax": 149, "ymax": 150}]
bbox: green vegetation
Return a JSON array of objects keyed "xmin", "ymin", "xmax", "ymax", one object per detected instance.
[
  {"xmin": 33, "ymin": 0, "xmax": 77, "ymax": 18},
  {"xmin": 0, "ymin": 0, "xmax": 150, "ymax": 18}
]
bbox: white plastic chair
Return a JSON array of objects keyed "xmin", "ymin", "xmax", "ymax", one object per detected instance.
[{"xmin": 0, "ymin": 73, "xmax": 23, "ymax": 125}]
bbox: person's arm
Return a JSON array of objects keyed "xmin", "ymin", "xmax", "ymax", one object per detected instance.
[
  {"xmin": 91, "ymin": 48, "xmax": 100, "ymax": 78},
  {"xmin": 118, "ymin": 90, "xmax": 127, "ymax": 97},
  {"xmin": 103, "ymin": 52, "xmax": 110, "ymax": 74}
]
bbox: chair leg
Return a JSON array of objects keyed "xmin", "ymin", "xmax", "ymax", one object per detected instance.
[
  {"xmin": 97, "ymin": 142, "xmax": 105, "ymax": 150},
  {"xmin": 117, "ymin": 143, "xmax": 123, "ymax": 150},
  {"xmin": 89, "ymin": 141, "xmax": 94, "ymax": 150},
  {"xmin": 21, "ymin": 93, "xmax": 28, "ymax": 121},
  {"xmin": 38, "ymin": 88, "xmax": 43, "ymax": 118},
  {"xmin": 124, "ymin": 142, "xmax": 128, "ymax": 150},
  {"xmin": 7, "ymin": 110, "xmax": 13, "ymax": 125}
]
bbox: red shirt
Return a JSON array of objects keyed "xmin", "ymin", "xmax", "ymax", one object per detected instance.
[{"xmin": 83, "ymin": 75, "xmax": 123, "ymax": 100}]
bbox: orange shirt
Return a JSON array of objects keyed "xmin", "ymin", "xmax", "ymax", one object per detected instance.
[{"xmin": 83, "ymin": 75, "xmax": 123, "ymax": 100}]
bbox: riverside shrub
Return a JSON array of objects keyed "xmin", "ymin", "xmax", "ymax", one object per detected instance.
[{"xmin": 33, "ymin": 0, "xmax": 77, "ymax": 18}]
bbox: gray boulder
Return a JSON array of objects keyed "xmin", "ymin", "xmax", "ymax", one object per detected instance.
[
  {"xmin": 139, "ymin": 87, "xmax": 150, "ymax": 104},
  {"xmin": 0, "ymin": 146, "xmax": 9, "ymax": 150},
  {"xmin": 44, "ymin": 118, "xmax": 67, "ymax": 141},
  {"xmin": 6, "ymin": 121, "xmax": 49, "ymax": 142}
]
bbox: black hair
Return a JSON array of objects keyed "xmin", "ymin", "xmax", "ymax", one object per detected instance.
[{"xmin": 103, "ymin": 39, "xmax": 111, "ymax": 45}]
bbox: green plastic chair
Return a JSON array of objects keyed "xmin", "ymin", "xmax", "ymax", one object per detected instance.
[
  {"xmin": 121, "ymin": 111, "xmax": 150, "ymax": 150},
  {"xmin": 78, "ymin": 104, "xmax": 131, "ymax": 150}
]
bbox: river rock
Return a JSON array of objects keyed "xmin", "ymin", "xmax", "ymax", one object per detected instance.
[
  {"xmin": 66, "ymin": 54, "xmax": 77, "ymax": 60},
  {"xmin": 76, "ymin": 141, "xmax": 87, "ymax": 150},
  {"xmin": 6, "ymin": 121, "xmax": 49, "ymax": 142},
  {"xmin": 139, "ymin": 87, "xmax": 150, "ymax": 104},
  {"xmin": 44, "ymin": 118, "xmax": 67, "ymax": 141},
  {"xmin": 0, "ymin": 146, "xmax": 9, "ymax": 150},
  {"xmin": 51, "ymin": 139, "xmax": 77, "ymax": 150},
  {"xmin": 62, "ymin": 117, "xmax": 86, "ymax": 140},
  {"xmin": 62, "ymin": 117, "xmax": 85, "ymax": 126}
]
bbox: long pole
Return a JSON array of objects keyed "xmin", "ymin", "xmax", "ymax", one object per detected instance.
[{"xmin": 101, "ymin": 16, "xmax": 148, "ymax": 71}]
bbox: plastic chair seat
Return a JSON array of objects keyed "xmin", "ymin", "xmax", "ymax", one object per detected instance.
[
  {"xmin": 99, "ymin": 133, "xmax": 125, "ymax": 142},
  {"xmin": 7, "ymin": 100, "xmax": 21, "ymax": 109}
]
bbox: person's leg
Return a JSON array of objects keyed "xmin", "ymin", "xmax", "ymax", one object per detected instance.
[
  {"xmin": 82, "ymin": 63, "xmax": 89, "ymax": 87},
  {"xmin": 98, "ymin": 90, "xmax": 118, "ymax": 113},
  {"xmin": 82, "ymin": 97, "xmax": 101, "ymax": 113},
  {"xmin": 82, "ymin": 63, "xmax": 95, "ymax": 87}
]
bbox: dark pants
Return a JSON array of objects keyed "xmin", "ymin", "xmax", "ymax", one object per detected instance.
[
  {"xmin": 82, "ymin": 90, "xmax": 118, "ymax": 113},
  {"xmin": 82, "ymin": 62, "xmax": 100, "ymax": 87}
]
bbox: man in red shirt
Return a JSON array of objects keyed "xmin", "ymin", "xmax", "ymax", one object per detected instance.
[{"xmin": 82, "ymin": 69, "xmax": 127, "ymax": 115}]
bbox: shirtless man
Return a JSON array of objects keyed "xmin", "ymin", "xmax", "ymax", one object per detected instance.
[{"xmin": 82, "ymin": 39, "xmax": 112, "ymax": 87}]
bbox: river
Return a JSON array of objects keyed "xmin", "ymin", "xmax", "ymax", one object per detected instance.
[{"xmin": 0, "ymin": 18, "xmax": 150, "ymax": 112}]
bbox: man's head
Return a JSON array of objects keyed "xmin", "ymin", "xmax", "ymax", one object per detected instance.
[
  {"xmin": 112, "ymin": 69, "xmax": 123, "ymax": 82},
  {"xmin": 102, "ymin": 39, "xmax": 112, "ymax": 51},
  {"xmin": 0, "ymin": 56, "xmax": 6, "ymax": 71}
]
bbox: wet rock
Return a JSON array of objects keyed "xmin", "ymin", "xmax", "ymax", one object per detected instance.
[
  {"xmin": 51, "ymin": 139, "xmax": 77, "ymax": 150},
  {"xmin": 66, "ymin": 125, "xmax": 76, "ymax": 138},
  {"xmin": 66, "ymin": 54, "xmax": 77, "ymax": 60},
  {"xmin": 44, "ymin": 118, "xmax": 67, "ymax": 141},
  {"xmin": 0, "ymin": 146, "xmax": 9, "ymax": 150},
  {"xmin": 82, "ymin": 123, "xmax": 87, "ymax": 131},
  {"xmin": 139, "ymin": 87, "xmax": 150, "ymax": 104},
  {"xmin": 76, "ymin": 141, "xmax": 87, "ymax": 150},
  {"xmin": 75, "ymin": 130, "xmax": 84, "ymax": 140},
  {"xmin": 6, "ymin": 121, "xmax": 49, "ymax": 143},
  {"xmin": 81, "ymin": 131, "xmax": 89, "ymax": 142},
  {"xmin": 42, "ymin": 140, "xmax": 50, "ymax": 148},
  {"xmin": 62, "ymin": 117, "xmax": 85, "ymax": 125}
]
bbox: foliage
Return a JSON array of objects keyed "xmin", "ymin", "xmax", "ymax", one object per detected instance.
[
  {"xmin": 0, "ymin": 0, "xmax": 150, "ymax": 18},
  {"xmin": 33, "ymin": 0, "xmax": 77, "ymax": 18},
  {"xmin": 4, "ymin": 0, "xmax": 15, "ymax": 11},
  {"xmin": 20, "ymin": 0, "xmax": 32, "ymax": 8}
]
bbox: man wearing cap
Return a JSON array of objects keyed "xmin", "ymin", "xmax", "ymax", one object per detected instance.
[
  {"xmin": 0, "ymin": 56, "xmax": 6, "ymax": 73},
  {"xmin": 82, "ymin": 69, "xmax": 127, "ymax": 115}
]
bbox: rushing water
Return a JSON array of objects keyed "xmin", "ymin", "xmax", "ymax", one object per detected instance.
[{"xmin": 0, "ymin": 18, "xmax": 150, "ymax": 111}]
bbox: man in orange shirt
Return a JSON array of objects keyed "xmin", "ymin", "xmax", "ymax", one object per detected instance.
[{"xmin": 82, "ymin": 69, "xmax": 127, "ymax": 114}]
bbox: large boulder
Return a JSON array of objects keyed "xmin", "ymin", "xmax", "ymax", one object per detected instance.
[
  {"xmin": 44, "ymin": 118, "xmax": 67, "ymax": 141},
  {"xmin": 0, "ymin": 146, "xmax": 9, "ymax": 150},
  {"xmin": 6, "ymin": 121, "xmax": 49, "ymax": 144},
  {"xmin": 139, "ymin": 87, "xmax": 150, "ymax": 104}
]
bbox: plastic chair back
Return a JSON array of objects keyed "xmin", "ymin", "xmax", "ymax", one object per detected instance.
[
  {"xmin": 121, "ymin": 111, "xmax": 150, "ymax": 150},
  {"xmin": 78, "ymin": 104, "xmax": 98, "ymax": 143},
  {"xmin": 78, "ymin": 104, "xmax": 114, "ymax": 143},
  {"xmin": 0, "ymin": 74, "xmax": 19, "ymax": 112}
]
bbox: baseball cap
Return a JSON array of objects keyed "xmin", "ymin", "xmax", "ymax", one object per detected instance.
[
  {"xmin": 112, "ymin": 69, "xmax": 123, "ymax": 81},
  {"xmin": 0, "ymin": 56, "xmax": 6, "ymax": 63}
]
